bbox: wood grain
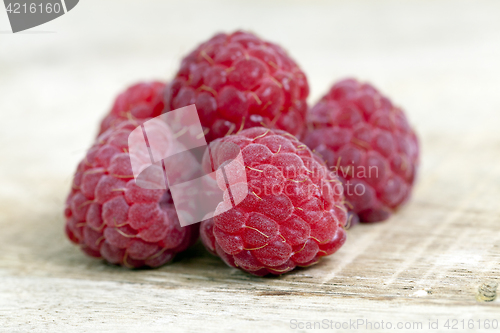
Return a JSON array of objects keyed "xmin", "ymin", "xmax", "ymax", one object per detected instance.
[{"xmin": 1, "ymin": 0, "xmax": 500, "ymax": 332}]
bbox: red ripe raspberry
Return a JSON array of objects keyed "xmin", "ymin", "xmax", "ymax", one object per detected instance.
[
  {"xmin": 199, "ymin": 127, "xmax": 347, "ymax": 276},
  {"xmin": 165, "ymin": 31, "xmax": 309, "ymax": 143},
  {"xmin": 64, "ymin": 120, "xmax": 198, "ymax": 268},
  {"xmin": 99, "ymin": 81, "xmax": 167, "ymax": 135},
  {"xmin": 303, "ymin": 78, "xmax": 419, "ymax": 223}
]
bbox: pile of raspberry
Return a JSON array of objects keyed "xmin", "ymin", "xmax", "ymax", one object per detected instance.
[{"xmin": 64, "ymin": 30, "xmax": 419, "ymax": 275}]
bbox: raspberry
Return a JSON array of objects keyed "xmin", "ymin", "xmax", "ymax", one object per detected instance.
[
  {"xmin": 303, "ymin": 78, "xmax": 419, "ymax": 223},
  {"xmin": 99, "ymin": 81, "xmax": 167, "ymax": 135},
  {"xmin": 164, "ymin": 31, "xmax": 309, "ymax": 143},
  {"xmin": 199, "ymin": 127, "xmax": 347, "ymax": 276},
  {"xmin": 64, "ymin": 120, "xmax": 198, "ymax": 268}
]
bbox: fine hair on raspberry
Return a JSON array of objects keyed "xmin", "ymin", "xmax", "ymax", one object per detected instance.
[{"xmin": 99, "ymin": 81, "xmax": 167, "ymax": 135}]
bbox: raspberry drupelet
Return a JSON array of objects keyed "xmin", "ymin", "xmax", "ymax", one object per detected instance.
[
  {"xmin": 303, "ymin": 78, "xmax": 419, "ymax": 223},
  {"xmin": 99, "ymin": 81, "xmax": 167, "ymax": 135},
  {"xmin": 64, "ymin": 120, "xmax": 199, "ymax": 268},
  {"xmin": 164, "ymin": 31, "xmax": 309, "ymax": 143},
  {"xmin": 199, "ymin": 127, "xmax": 347, "ymax": 276}
]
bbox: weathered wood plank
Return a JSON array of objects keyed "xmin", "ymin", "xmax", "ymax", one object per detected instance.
[{"xmin": 1, "ymin": 0, "xmax": 500, "ymax": 331}]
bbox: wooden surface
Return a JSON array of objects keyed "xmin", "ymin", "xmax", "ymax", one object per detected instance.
[{"xmin": 1, "ymin": 1, "xmax": 500, "ymax": 332}]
